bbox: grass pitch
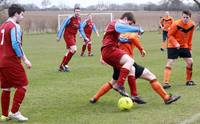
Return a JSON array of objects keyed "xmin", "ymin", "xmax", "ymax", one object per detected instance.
[{"xmin": 3, "ymin": 31, "xmax": 200, "ymax": 124}]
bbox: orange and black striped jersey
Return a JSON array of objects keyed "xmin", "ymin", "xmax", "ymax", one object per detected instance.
[
  {"xmin": 118, "ymin": 33, "xmax": 143, "ymax": 58},
  {"xmin": 160, "ymin": 16, "xmax": 174, "ymax": 31},
  {"xmin": 168, "ymin": 19, "xmax": 195, "ymax": 50}
]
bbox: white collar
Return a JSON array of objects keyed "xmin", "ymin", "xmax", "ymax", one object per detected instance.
[{"xmin": 7, "ymin": 18, "xmax": 17, "ymax": 26}]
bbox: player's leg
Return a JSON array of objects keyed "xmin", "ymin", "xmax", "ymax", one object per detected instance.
[
  {"xmin": 2, "ymin": 66, "xmax": 29, "ymax": 121},
  {"xmin": 59, "ymin": 45, "xmax": 77, "ymax": 72},
  {"xmin": 129, "ymin": 63, "xmax": 146, "ymax": 104},
  {"xmin": 89, "ymin": 68, "xmax": 119, "ymax": 103},
  {"xmin": 90, "ymin": 80, "xmax": 114, "ymax": 103},
  {"xmin": 162, "ymin": 48, "xmax": 178, "ymax": 89},
  {"xmin": 9, "ymin": 86, "xmax": 28, "ymax": 121},
  {"xmin": 163, "ymin": 59, "xmax": 175, "ymax": 88},
  {"xmin": 0, "ymin": 70, "xmax": 11, "ymax": 121},
  {"xmin": 112, "ymin": 54, "xmax": 134, "ymax": 96},
  {"xmin": 81, "ymin": 41, "xmax": 87, "ymax": 56},
  {"xmin": 161, "ymin": 31, "xmax": 167, "ymax": 51},
  {"xmin": 183, "ymin": 57, "xmax": 195, "ymax": 85},
  {"xmin": 1, "ymin": 88, "xmax": 11, "ymax": 121},
  {"xmin": 87, "ymin": 41, "xmax": 93, "ymax": 56},
  {"xmin": 140, "ymin": 68, "xmax": 181, "ymax": 104}
]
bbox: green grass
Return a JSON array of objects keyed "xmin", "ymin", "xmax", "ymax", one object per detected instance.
[{"xmin": 3, "ymin": 31, "xmax": 200, "ymax": 124}]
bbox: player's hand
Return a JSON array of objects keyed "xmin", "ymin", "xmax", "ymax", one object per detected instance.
[
  {"xmin": 24, "ymin": 59, "xmax": 32, "ymax": 69},
  {"xmin": 79, "ymin": 34, "xmax": 83, "ymax": 39},
  {"xmin": 96, "ymin": 32, "xmax": 100, "ymax": 37},
  {"xmin": 85, "ymin": 37, "xmax": 90, "ymax": 42},
  {"xmin": 190, "ymin": 50, "xmax": 192, "ymax": 54},
  {"xmin": 139, "ymin": 27, "xmax": 144, "ymax": 35},
  {"xmin": 176, "ymin": 43, "xmax": 180, "ymax": 49},
  {"xmin": 140, "ymin": 50, "xmax": 146, "ymax": 57},
  {"xmin": 56, "ymin": 37, "xmax": 60, "ymax": 42},
  {"xmin": 100, "ymin": 57, "xmax": 107, "ymax": 65}
]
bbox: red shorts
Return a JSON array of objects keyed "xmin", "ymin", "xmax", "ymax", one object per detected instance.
[
  {"xmin": 63, "ymin": 34, "xmax": 76, "ymax": 48},
  {"xmin": 0, "ymin": 63, "xmax": 28, "ymax": 88},
  {"xmin": 101, "ymin": 46, "xmax": 126, "ymax": 69}
]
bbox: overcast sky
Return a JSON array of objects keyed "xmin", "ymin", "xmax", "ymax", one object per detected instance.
[{"xmin": 18, "ymin": 0, "xmax": 195, "ymax": 8}]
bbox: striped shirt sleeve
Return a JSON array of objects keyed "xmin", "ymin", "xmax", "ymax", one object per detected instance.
[{"xmin": 10, "ymin": 24, "xmax": 24, "ymax": 57}]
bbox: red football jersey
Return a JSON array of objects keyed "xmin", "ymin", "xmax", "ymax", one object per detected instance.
[
  {"xmin": 84, "ymin": 20, "xmax": 94, "ymax": 37},
  {"xmin": 102, "ymin": 20, "xmax": 120, "ymax": 48},
  {"xmin": 0, "ymin": 20, "xmax": 21, "ymax": 67},
  {"xmin": 64, "ymin": 16, "xmax": 81, "ymax": 36}
]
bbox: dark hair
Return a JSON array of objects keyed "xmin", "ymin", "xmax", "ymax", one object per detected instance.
[
  {"xmin": 8, "ymin": 4, "xmax": 25, "ymax": 17},
  {"xmin": 120, "ymin": 12, "xmax": 136, "ymax": 24},
  {"xmin": 74, "ymin": 4, "xmax": 80, "ymax": 11},
  {"xmin": 182, "ymin": 10, "xmax": 192, "ymax": 17}
]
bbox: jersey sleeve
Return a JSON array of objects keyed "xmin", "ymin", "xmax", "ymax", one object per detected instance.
[
  {"xmin": 130, "ymin": 35, "xmax": 143, "ymax": 52},
  {"xmin": 188, "ymin": 23, "xmax": 195, "ymax": 50},
  {"xmin": 10, "ymin": 25, "xmax": 24, "ymax": 57},
  {"xmin": 92, "ymin": 24, "xmax": 98, "ymax": 33},
  {"xmin": 115, "ymin": 22, "xmax": 141, "ymax": 33},
  {"xmin": 168, "ymin": 23, "xmax": 179, "ymax": 46},
  {"xmin": 79, "ymin": 21, "xmax": 87, "ymax": 39},
  {"xmin": 57, "ymin": 17, "xmax": 71, "ymax": 41}
]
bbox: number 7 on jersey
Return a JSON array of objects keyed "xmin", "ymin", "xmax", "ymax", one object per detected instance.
[{"xmin": 1, "ymin": 29, "xmax": 5, "ymax": 45}]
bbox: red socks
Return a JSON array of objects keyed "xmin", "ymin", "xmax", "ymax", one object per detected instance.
[
  {"xmin": 88, "ymin": 44, "xmax": 92, "ymax": 55},
  {"xmin": 63, "ymin": 51, "xmax": 75, "ymax": 66},
  {"xmin": 81, "ymin": 45, "xmax": 87, "ymax": 56},
  {"xmin": 11, "ymin": 88, "xmax": 26, "ymax": 113},
  {"xmin": 128, "ymin": 76, "xmax": 137, "ymax": 96},
  {"xmin": 1, "ymin": 90, "xmax": 10, "ymax": 116},
  {"xmin": 117, "ymin": 68, "xmax": 129, "ymax": 86}
]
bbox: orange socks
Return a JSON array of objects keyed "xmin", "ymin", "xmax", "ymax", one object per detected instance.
[
  {"xmin": 93, "ymin": 82, "xmax": 112, "ymax": 101},
  {"xmin": 150, "ymin": 79, "xmax": 170, "ymax": 101},
  {"xmin": 186, "ymin": 67, "xmax": 192, "ymax": 81},
  {"xmin": 163, "ymin": 66, "xmax": 171, "ymax": 83}
]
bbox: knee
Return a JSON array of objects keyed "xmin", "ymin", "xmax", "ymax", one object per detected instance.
[
  {"xmin": 2, "ymin": 88, "xmax": 11, "ymax": 92},
  {"xmin": 186, "ymin": 60, "xmax": 193, "ymax": 67},
  {"xmin": 166, "ymin": 60, "xmax": 174, "ymax": 67},
  {"xmin": 69, "ymin": 47, "xmax": 77, "ymax": 53}
]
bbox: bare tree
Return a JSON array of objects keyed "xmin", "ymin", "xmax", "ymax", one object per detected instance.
[
  {"xmin": 193, "ymin": 0, "xmax": 200, "ymax": 8},
  {"xmin": 41, "ymin": 0, "xmax": 51, "ymax": 9}
]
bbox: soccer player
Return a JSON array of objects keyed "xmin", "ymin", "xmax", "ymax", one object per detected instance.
[
  {"xmin": 79, "ymin": 14, "xmax": 99, "ymax": 56},
  {"xmin": 90, "ymin": 32, "xmax": 181, "ymax": 105},
  {"xmin": 100, "ymin": 12, "xmax": 143, "ymax": 97},
  {"xmin": 160, "ymin": 11, "xmax": 174, "ymax": 51},
  {"xmin": 162, "ymin": 10, "xmax": 195, "ymax": 89},
  {"xmin": 0, "ymin": 4, "xmax": 31, "ymax": 121},
  {"xmin": 57, "ymin": 5, "xmax": 81, "ymax": 72}
]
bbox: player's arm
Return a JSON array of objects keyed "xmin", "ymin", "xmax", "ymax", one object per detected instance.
[
  {"xmin": 79, "ymin": 21, "xmax": 89, "ymax": 41},
  {"xmin": 168, "ymin": 23, "xmax": 180, "ymax": 48},
  {"xmin": 188, "ymin": 24, "xmax": 195, "ymax": 51},
  {"xmin": 10, "ymin": 26, "xmax": 31, "ymax": 68},
  {"xmin": 130, "ymin": 35, "xmax": 144, "ymax": 54},
  {"xmin": 57, "ymin": 17, "xmax": 71, "ymax": 41},
  {"xmin": 92, "ymin": 24, "xmax": 99, "ymax": 37},
  {"xmin": 160, "ymin": 18, "xmax": 164, "ymax": 29},
  {"xmin": 115, "ymin": 22, "xmax": 143, "ymax": 34}
]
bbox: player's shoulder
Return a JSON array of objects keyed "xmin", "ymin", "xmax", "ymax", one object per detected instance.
[
  {"xmin": 0, "ymin": 20, "xmax": 16, "ymax": 29},
  {"xmin": 174, "ymin": 19, "xmax": 182, "ymax": 25},
  {"xmin": 189, "ymin": 20, "xmax": 195, "ymax": 26}
]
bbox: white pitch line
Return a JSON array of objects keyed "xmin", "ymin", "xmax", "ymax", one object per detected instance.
[{"xmin": 178, "ymin": 112, "xmax": 200, "ymax": 124}]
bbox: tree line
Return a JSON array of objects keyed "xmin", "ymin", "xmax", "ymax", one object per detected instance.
[{"xmin": 0, "ymin": 0, "xmax": 200, "ymax": 11}]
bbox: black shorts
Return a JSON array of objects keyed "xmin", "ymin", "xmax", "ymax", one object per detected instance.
[
  {"xmin": 112, "ymin": 63, "xmax": 145, "ymax": 80},
  {"xmin": 162, "ymin": 31, "xmax": 168, "ymax": 41},
  {"xmin": 167, "ymin": 48, "xmax": 192, "ymax": 59}
]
